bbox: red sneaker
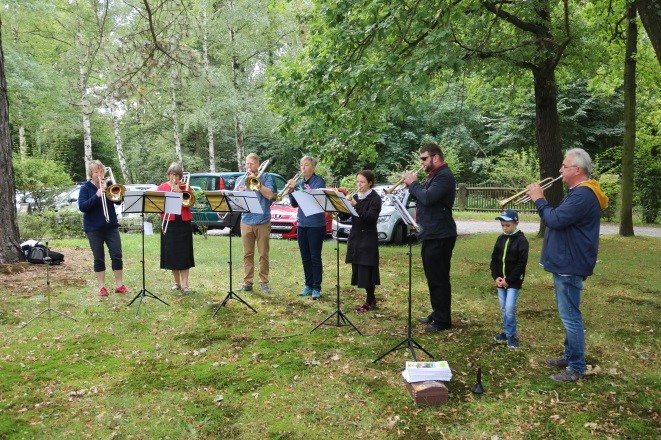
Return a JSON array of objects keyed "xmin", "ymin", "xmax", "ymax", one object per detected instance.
[
  {"xmin": 99, "ymin": 286, "xmax": 109, "ymax": 296},
  {"xmin": 114, "ymin": 285, "xmax": 129, "ymax": 294}
]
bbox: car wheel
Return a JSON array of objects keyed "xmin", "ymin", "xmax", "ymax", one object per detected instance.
[{"xmin": 392, "ymin": 222, "xmax": 405, "ymax": 245}]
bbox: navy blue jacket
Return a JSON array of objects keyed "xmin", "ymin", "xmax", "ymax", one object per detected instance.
[
  {"xmin": 408, "ymin": 164, "xmax": 457, "ymax": 241},
  {"xmin": 78, "ymin": 180, "xmax": 119, "ymax": 232},
  {"xmin": 536, "ymin": 183, "xmax": 607, "ymax": 277}
]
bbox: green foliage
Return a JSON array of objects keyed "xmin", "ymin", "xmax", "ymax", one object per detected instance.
[
  {"xmin": 635, "ymin": 142, "xmax": 661, "ymax": 224},
  {"xmin": 598, "ymin": 174, "xmax": 621, "ymax": 222},
  {"xmin": 17, "ymin": 210, "xmax": 84, "ymax": 240},
  {"xmin": 13, "ymin": 157, "xmax": 73, "ymax": 211},
  {"xmin": 486, "ymin": 148, "xmax": 540, "ymax": 187}
]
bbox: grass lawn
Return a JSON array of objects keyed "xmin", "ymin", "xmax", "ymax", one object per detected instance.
[{"xmin": 0, "ymin": 231, "xmax": 659, "ymax": 439}]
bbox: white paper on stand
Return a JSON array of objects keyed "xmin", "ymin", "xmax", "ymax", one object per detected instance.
[
  {"xmin": 291, "ymin": 191, "xmax": 324, "ymax": 216},
  {"xmin": 221, "ymin": 190, "xmax": 263, "ymax": 214},
  {"xmin": 163, "ymin": 192, "xmax": 183, "ymax": 215}
]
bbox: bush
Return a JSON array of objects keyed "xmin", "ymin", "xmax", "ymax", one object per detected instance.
[
  {"xmin": 598, "ymin": 174, "xmax": 620, "ymax": 222},
  {"xmin": 18, "ymin": 210, "xmax": 85, "ymax": 240}
]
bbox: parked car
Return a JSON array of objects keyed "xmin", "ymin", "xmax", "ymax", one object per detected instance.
[
  {"xmin": 332, "ymin": 185, "xmax": 417, "ymax": 245},
  {"xmin": 189, "ymin": 172, "xmax": 287, "ymax": 235},
  {"xmin": 269, "ymin": 197, "xmax": 333, "ymax": 239}
]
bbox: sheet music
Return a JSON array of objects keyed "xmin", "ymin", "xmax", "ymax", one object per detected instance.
[
  {"xmin": 222, "ymin": 190, "xmax": 263, "ymax": 214},
  {"xmin": 123, "ymin": 191, "xmax": 145, "ymax": 214},
  {"xmin": 391, "ymin": 195, "xmax": 421, "ymax": 232},
  {"xmin": 163, "ymin": 192, "xmax": 183, "ymax": 215},
  {"xmin": 291, "ymin": 191, "xmax": 324, "ymax": 216}
]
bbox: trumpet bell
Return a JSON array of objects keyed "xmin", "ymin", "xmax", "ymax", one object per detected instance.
[{"xmin": 106, "ymin": 184, "xmax": 126, "ymax": 202}]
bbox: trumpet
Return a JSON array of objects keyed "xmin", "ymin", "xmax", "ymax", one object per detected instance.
[
  {"xmin": 384, "ymin": 166, "xmax": 425, "ymax": 194},
  {"xmin": 498, "ymin": 175, "xmax": 563, "ymax": 208},
  {"xmin": 275, "ymin": 171, "xmax": 302, "ymax": 201},
  {"xmin": 245, "ymin": 159, "xmax": 271, "ymax": 192}
]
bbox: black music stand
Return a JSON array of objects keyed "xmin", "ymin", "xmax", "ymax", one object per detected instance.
[
  {"xmin": 205, "ymin": 190, "xmax": 261, "ymax": 315},
  {"xmin": 295, "ymin": 190, "xmax": 362, "ymax": 335},
  {"xmin": 125, "ymin": 190, "xmax": 177, "ymax": 315},
  {"xmin": 22, "ymin": 241, "xmax": 77, "ymax": 328},
  {"xmin": 373, "ymin": 195, "xmax": 434, "ymax": 362}
]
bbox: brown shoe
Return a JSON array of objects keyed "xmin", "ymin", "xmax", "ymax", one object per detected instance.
[
  {"xmin": 544, "ymin": 357, "xmax": 569, "ymax": 369},
  {"xmin": 550, "ymin": 369, "xmax": 582, "ymax": 382}
]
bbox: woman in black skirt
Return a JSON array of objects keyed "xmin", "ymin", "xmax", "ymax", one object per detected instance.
[
  {"xmin": 344, "ymin": 170, "xmax": 382, "ymax": 312},
  {"xmin": 157, "ymin": 163, "xmax": 195, "ymax": 293}
]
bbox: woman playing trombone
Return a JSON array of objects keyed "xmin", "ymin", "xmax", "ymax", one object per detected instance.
[
  {"xmin": 78, "ymin": 160, "xmax": 128, "ymax": 297},
  {"xmin": 157, "ymin": 162, "xmax": 195, "ymax": 293}
]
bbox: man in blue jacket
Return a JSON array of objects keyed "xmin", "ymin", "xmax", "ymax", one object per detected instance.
[
  {"xmin": 403, "ymin": 143, "xmax": 457, "ymax": 332},
  {"xmin": 527, "ymin": 148, "xmax": 609, "ymax": 382}
]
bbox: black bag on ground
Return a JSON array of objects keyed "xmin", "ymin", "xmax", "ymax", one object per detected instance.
[{"xmin": 22, "ymin": 242, "xmax": 65, "ymax": 265}]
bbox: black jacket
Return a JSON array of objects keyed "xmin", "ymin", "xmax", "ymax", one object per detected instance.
[
  {"xmin": 490, "ymin": 230, "xmax": 529, "ymax": 289},
  {"xmin": 408, "ymin": 164, "xmax": 457, "ymax": 240},
  {"xmin": 344, "ymin": 190, "xmax": 381, "ymax": 266}
]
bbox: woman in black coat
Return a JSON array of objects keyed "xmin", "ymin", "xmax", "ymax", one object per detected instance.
[{"xmin": 344, "ymin": 170, "xmax": 382, "ymax": 312}]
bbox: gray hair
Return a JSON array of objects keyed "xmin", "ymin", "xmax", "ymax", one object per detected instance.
[
  {"xmin": 565, "ymin": 148, "xmax": 592, "ymax": 176},
  {"xmin": 167, "ymin": 162, "xmax": 183, "ymax": 178},
  {"xmin": 300, "ymin": 155, "xmax": 318, "ymax": 167},
  {"xmin": 87, "ymin": 160, "xmax": 105, "ymax": 178}
]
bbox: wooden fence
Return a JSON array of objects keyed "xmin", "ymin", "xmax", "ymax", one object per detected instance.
[{"xmin": 455, "ymin": 183, "xmax": 536, "ymax": 212}]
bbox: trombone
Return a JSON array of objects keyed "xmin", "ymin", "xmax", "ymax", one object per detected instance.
[
  {"xmin": 100, "ymin": 167, "xmax": 125, "ymax": 222},
  {"xmin": 245, "ymin": 159, "xmax": 271, "ymax": 191},
  {"xmin": 498, "ymin": 175, "xmax": 563, "ymax": 209},
  {"xmin": 384, "ymin": 165, "xmax": 425, "ymax": 194},
  {"xmin": 274, "ymin": 171, "xmax": 302, "ymax": 202},
  {"xmin": 162, "ymin": 172, "xmax": 196, "ymax": 234}
]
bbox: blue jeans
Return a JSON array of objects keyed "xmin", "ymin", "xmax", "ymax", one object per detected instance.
[
  {"xmin": 497, "ymin": 287, "xmax": 519, "ymax": 338},
  {"xmin": 86, "ymin": 228, "xmax": 123, "ymax": 272},
  {"xmin": 297, "ymin": 226, "xmax": 325, "ymax": 290},
  {"xmin": 553, "ymin": 274, "xmax": 586, "ymax": 375}
]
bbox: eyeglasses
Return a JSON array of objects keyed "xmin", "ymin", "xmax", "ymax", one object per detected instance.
[
  {"xmin": 560, "ymin": 164, "xmax": 579, "ymax": 169},
  {"xmin": 420, "ymin": 155, "xmax": 434, "ymax": 161}
]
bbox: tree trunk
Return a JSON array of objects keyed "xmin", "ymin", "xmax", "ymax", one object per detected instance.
[
  {"xmin": 170, "ymin": 80, "xmax": 183, "ymax": 165},
  {"xmin": 0, "ymin": 20, "xmax": 23, "ymax": 264},
  {"xmin": 234, "ymin": 115, "xmax": 244, "ymax": 170},
  {"xmin": 202, "ymin": 3, "xmax": 216, "ymax": 172},
  {"xmin": 77, "ymin": 30, "xmax": 94, "ymax": 168},
  {"xmin": 637, "ymin": 0, "xmax": 661, "ymax": 66},
  {"xmin": 532, "ymin": 64, "xmax": 565, "ymax": 237},
  {"xmin": 111, "ymin": 103, "xmax": 131, "ymax": 184},
  {"xmin": 620, "ymin": 2, "xmax": 637, "ymax": 236}
]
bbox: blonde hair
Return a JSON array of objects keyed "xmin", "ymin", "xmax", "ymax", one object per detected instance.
[
  {"xmin": 87, "ymin": 160, "xmax": 105, "ymax": 178},
  {"xmin": 246, "ymin": 153, "xmax": 260, "ymax": 163}
]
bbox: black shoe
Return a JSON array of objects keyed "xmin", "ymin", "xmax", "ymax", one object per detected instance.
[
  {"xmin": 417, "ymin": 316, "xmax": 433, "ymax": 324},
  {"xmin": 425, "ymin": 323, "xmax": 452, "ymax": 333}
]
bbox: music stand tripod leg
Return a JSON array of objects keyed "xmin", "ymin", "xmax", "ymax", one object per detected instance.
[{"xmin": 310, "ymin": 231, "xmax": 362, "ymax": 335}]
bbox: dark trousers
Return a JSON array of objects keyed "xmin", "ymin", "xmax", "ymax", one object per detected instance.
[
  {"xmin": 421, "ymin": 236, "xmax": 457, "ymax": 328},
  {"xmin": 86, "ymin": 227, "xmax": 123, "ymax": 272},
  {"xmin": 297, "ymin": 226, "xmax": 326, "ymax": 290}
]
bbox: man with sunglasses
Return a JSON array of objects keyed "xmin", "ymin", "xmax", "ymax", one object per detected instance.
[
  {"xmin": 402, "ymin": 143, "xmax": 457, "ymax": 332},
  {"xmin": 526, "ymin": 148, "xmax": 609, "ymax": 382}
]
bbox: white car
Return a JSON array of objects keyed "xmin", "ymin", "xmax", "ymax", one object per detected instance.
[
  {"xmin": 332, "ymin": 185, "xmax": 417, "ymax": 245},
  {"xmin": 52, "ymin": 183, "xmax": 157, "ymax": 219}
]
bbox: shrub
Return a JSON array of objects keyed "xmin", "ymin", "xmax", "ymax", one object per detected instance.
[
  {"xmin": 18, "ymin": 210, "xmax": 85, "ymax": 240},
  {"xmin": 598, "ymin": 174, "xmax": 620, "ymax": 222}
]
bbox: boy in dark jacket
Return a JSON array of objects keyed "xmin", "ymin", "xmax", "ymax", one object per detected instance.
[{"xmin": 490, "ymin": 209, "xmax": 529, "ymax": 349}]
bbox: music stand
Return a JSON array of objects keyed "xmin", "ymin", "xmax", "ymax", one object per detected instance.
[
  {"xmin": 205, "ymin": 190, "xmax": 261, "ymax": 315},
  {"xmin": 125, "ymin": 190, "xmax": 177, "ymax": 315},
  {"xmin": 373, "ymin": 195, "xmax": 434, "ymax": 362},
  {"xmin": 294, "ymin": 190, "xmax": 362, "ymax": 335},
  {"xmin": 22, "ymin": 241, "xmax": 77, "ymax": 328}
]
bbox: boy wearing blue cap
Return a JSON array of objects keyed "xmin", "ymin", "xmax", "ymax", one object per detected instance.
[{"xmin": 490, "ymin": 209, "xmax": 529, "ymax": 348}]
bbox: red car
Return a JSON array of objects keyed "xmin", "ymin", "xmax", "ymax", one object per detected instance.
[{"xmin": 270, "ymin": 198, "xmax": 333, "ymax": 239}]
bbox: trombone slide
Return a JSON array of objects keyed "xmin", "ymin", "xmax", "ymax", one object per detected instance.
[{"xmin": 498, "ymin": 175, "xmax": 563, "ymax": 208}]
